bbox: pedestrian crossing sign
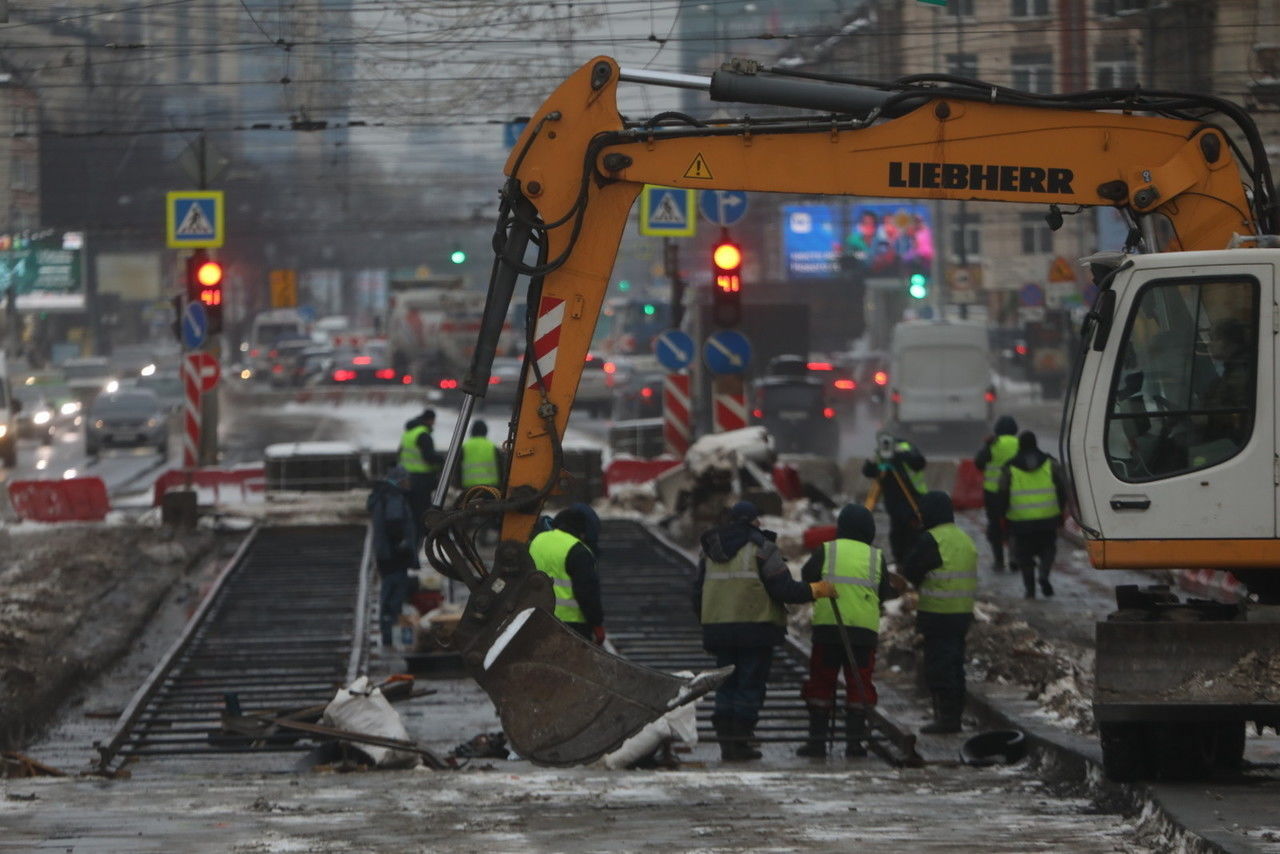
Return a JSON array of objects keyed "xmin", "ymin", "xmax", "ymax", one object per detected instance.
[
  {"xmin": 639, "ymin": 185, "xmax": 696, "ymax": 237},
  {"xmin": 166, "ymin": 190, "xmax": 225, "ymax": 248}
]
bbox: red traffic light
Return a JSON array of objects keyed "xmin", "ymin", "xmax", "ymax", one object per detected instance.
[
  {"xmin": 713, "ymin": 242, "xmax": 742, "ymax": 270},
  {"xmin": 195, "ymin": 260, "xmax": 223, "ymax": 287},
  {"xmin": 712, "ymin": 239, "xmax": 742, "ymax": 295}
]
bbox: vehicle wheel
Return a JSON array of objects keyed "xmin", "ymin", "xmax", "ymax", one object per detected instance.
[
  {"xmin": 2, "ymin": 444, "xmax": 15, "ymax": 468},
  {"xmin": 1099, "ymin": 721, "xmax": 1144, "ymax": 783}
]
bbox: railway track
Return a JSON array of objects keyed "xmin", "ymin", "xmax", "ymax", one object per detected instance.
[
  {"xmin": 93, "ymin": 524, "xmax": 372, "ymax": 775},
  {"xmin": 598, "ymin": 519, "xmax": 918, "ymax": 761}
]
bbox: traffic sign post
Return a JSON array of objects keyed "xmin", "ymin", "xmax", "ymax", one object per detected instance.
[
  {"xmin": 166, "ymin": 191, "xmax": 225, "ymax": 249},
  {"xmin": 663, "ymin": 372, "xmax": 692, "ymax": 456},
  {"xmin": 181, "ymin": 301, "xmax": 207, "ymax": 350},
  {"xmin": 183, "ymin": 352, "xmax": 220, "ymax": 468},
  {"xmin": 703, "ymin": 329, "xmax": 752, "ymax": 375},
  {"xmin": 640, "ymin": 185, "xmax": 696, "ymax": 237},
  {"xmin": 654, "ymin": 328, "xmax": 695, "ymax": 372},
  {"xmin": 712, "ymin": 375, "xmax": 748, "ymax": 433},
  {"xmin": 699, "ymin": 190, "xmax": 749, "ymax": 227}
]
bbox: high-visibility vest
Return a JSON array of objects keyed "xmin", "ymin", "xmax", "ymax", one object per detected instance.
[
  {"xmin": 897, "ymin": 441, "xmax": 928, "ymax": 494},
  {"xmin": 460, "ymin": 436, "xmax": 500, "ymax": 488},
  {"xmin": 1007, "ymin": 459, "xmax": 1060, "ymax": 522},
  {"xmin": 982, "ymin": 434, "xmax": 1019, "ymax": 493},
  {"xmin": 700, "ymin": 543, "xmax": 786, "ymax": 627},
  {"xmin": 918, "ymin": 523, "xmax": 977, "ymax": 615},
  {"xmin": 399, "ymin": 425, "xmax": 439, "ymax": 474},
  {"xmin": 812, "ymin": 538, "xmax": 881, "ymax": 633},
  {"xmin": 528, "ymin": 529, "xmax": 586, "ymax": 624}
]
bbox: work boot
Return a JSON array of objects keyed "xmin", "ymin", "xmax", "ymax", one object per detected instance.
[
  {"xmin": 795, "ymin": 707, "xmax": 829, "ymax": 758},
  {"xmin": 1040, "ymin": 579, "xmax": 1054, "ymax": 597},
  {"xmin": 732, "ymin": 718, "xmax": 763, "ymax": 761},
  {"xmin": 711, "ymin": 714, "xmax": 737, "ymax": 761},
  {"xmin": 844, "ymin": 709, "xmax": 868, "ymax": 758},
  {"xmin": 921, "ymin": 691, "xmax": 963, "ymax": 734}
]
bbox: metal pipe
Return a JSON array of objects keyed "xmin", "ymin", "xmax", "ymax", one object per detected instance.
[
  {"xmin": 432, "ymin": 392, "xmax": 475, "ymax": 508},
  {"xmin": 709, "ymin": 69, "xmax": 897, "ymax": 118},
  {"xmin": 618, "ymin": 67, "xmax": 711, "ymax": 90}
]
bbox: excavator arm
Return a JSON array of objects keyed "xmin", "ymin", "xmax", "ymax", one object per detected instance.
[{"xmin": 425, "ymin": 56, "xmax": 1274, "ymax": 768}]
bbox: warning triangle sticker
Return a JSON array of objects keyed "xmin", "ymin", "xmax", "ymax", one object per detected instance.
[
  {"xmin": 649, "ymin": 191, "xmax": 686, "ymax": 225},
  {"xmin": 177, "ymin": 202, "xmax": 214, "ymax": 236},
  {"xmin": 683, "ymin": 153, "xmax": 713, "ymax": 180}
]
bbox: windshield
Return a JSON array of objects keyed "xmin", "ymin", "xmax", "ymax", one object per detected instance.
[
  {"xmin": 256, "ymin": 322, "xmax": 303, "ymax": 345},
  {"xmin": 92, "ymin": 392, "xmax": 160, "ymax": 416}
]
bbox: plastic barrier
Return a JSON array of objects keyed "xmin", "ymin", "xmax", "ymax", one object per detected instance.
[
  {"xmin": 8, "ymin": 477, "xmax": 110, "ymax": 522},
  {"xmin": 1175, "ymin": 568, "xmax": 1247, "ymax": 604},
  {"xmin": 152, "ymin": 467, "xmax": 266, "ymax": 507},
  {"xmin": 603, "ymin": 458, "xmax": 681, "ymax": 492},
  {"xmin": 950, "ymin": 459, "xmax": 985, "ymax": 510},
  {"xmin": 771, "ymin": 464, "xmax": 804, "ymax": 500},
  {"xmin": 802, "ymin": 525, "xmax": 837, "ymax": 553}
]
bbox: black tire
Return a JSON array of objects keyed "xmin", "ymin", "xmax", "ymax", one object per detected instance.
[
  {"xmin": 1099, "ymin": 721, "xmax": 1144, "ymax": 783},
  {"xmin": 86, "ymin": 441, "xmax": 99, "ymax": 457}
]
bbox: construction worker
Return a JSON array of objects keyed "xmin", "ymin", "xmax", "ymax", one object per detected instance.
[
  {"xmin": 398, "ymin": 407, "xmax": 442, "ymax": 535},
  {"xmin": 996, "ymin": 430, "xmax": 1068, "ymax": 599},
  {"xmin": 366, "ymin": 466, "xmax": 420, "ymax": 648},
  {"xmin": 693, "ymin": 501, "xmax": 837, "ymax": 762},
  {"xmin": 528, "ymin": 506, "xmax": 605, "ymax": 644},
  {"xmin": 458, "ymin": 420, "xmax": 502, "ymax": 490},
  {"xmin": 797, "ymin": 504, "xmax": 898, "ymax": 758},
  {"xmin": 861, "ymin": 432, "xmax": 927, "ymax": 567},
  {"xmin": 974, "ymin": 415, "xmax": 1019, "ymax": 572},
  {"xmin": 900, "ymin": 491, "xmax": 978, "ymax": 734}
]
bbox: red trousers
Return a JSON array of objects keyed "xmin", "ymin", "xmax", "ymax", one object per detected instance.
[{"xmin": 800, "ymin": 643, "xmax": 878, "ymax": 709}]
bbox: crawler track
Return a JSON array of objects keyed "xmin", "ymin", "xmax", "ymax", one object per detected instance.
[
  {"xmin": 94, "ymin": 525, "xmax": 371, "ymax": 774},
  {"xmin": 598, "ymin": 519, "xmax": 892, "ymax": 752}
]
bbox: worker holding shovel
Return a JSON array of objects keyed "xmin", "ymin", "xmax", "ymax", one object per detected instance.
[{"xmin": 797, "ymin": 504, "xmax": 899, "ymax": 758}]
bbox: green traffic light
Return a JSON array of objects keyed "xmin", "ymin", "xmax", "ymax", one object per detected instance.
[
  {"xmin": 908, "ymin": 272, "xmax": 929, "ymax": 299},
  {"xmin": 618, "ymin": 279, "xmax": 631, "ymax": 291},
  {"xmin": 450, "ymin": 249, "xmax": 467, "ymax": 264},
  {"xmin": 643, "ymin": 303, "xmax": 656, "ymax": 315}
]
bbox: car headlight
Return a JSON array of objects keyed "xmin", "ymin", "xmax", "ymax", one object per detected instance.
[
  {"xmin": 146, "ymin": 417, "xmax": 159, "ymax": 428},
  {"xmin": 94, "ymin": 419, "xmax": 105, "ymax": 429},
  {"xmin": 104, "ymin": 380, "xmax": 119, "ymax": 393},
  {"xmin": 33, "ymin": 410, "xmax": 52, "ymax": 425},
  {"xmin": 60, "ymin": 401, "xmax": 80, "ymax": 416},
  {"xmin": 0, "ymin": 424, "xmax": 7, "ymax": 438}
]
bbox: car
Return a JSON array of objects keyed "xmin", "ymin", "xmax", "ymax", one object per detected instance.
[
  {"xmin": 611, "ymin": 370, "xmax": 664, "ymax": 421},
  {"xmin": 483, "ymin": 356, "xmax": 525, "ymax": 408},
  {"xmin": 576, "ymin": 354, "xmax": 612, "ymax": 417},
  {"xmin": 135, "ymin": 369, "xmax": 184, "ymax": 413},
  {"xmin": 321, "ymin": 353, "xmax": 404, "ymax": 386},
  {"xmin": 85, "ymin": 389, "xmax": 170, "ymax": 457},
  {"xmin": 12, "ymin": 374, "xmax": 81, "ymax": 444},
  {"xmin": 753, "ymin": 372, "xmax": 840, "ymax": 456},
  {"xmin": 267, "ymin": 339, "xmax": 315, "ymax": 387},
  {"xmin": 288, "ymin": 346, "xmax": 336, "ymax": 387},
  {"xmin": 843, "ymin": 350, "xmax": 891, "ymax": 404},
  {"xmin": 60, "ymin": 356, "xmax": 114, "ymax": 406}
]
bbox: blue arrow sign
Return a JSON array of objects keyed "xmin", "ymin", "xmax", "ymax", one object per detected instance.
[
  {"xmin": 182, "ymin": 300, "xmax": 208, "ymax": 350},
  {"xmin": 654, "ymin": 328, "xmax": 695, "ymax": 372},
  {"xmin": 703, "ymin": 329, "xmax": 752, "ymax": 375},
  {"xmin": 699, "ymin": 190, "xmax": 749, "ymax": 227}
]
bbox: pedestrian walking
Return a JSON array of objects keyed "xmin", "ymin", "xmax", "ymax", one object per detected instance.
[
  {"xmin": 398, "ymin": 407, "xmax": 442, "ymax": 536},
  {"xmin": 862, "ymin": 432, "xmax": 927, "ymax": 567},
  {"xmin": 693, "ymin": 501, "xmax": 837, "ymax": 761},
  {"xmin": 900, "ymin": 491, "xmax": 978, "ymax": 734},
  {"xmin": 974, "ymin": 415, "xmax": 1019, "ymax": 572},
  {"xmin": 366, "ymin": 466, "xmax": 420, "ymax": 648},
  {"xmin": 528, "ymin": 506, "xmax": 605, "ymax": 644},
  {"xmin": 996, "ymin": 430, "xmax": 1068, "ymax": 599},
  {"xmin": 797, "ymin": 504, "xmax": 898, "ymax": 758}
]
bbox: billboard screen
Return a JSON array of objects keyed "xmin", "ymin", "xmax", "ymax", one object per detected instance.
[{"xmin": 783, "ymin": 203, "xmax": 933, "ymax": 279}]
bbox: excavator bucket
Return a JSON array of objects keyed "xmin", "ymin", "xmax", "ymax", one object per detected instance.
[{"xmin": 445, "ymin": 546, "xmax": 730, "ymax": 766}]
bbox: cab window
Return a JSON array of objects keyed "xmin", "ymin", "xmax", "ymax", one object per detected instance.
[{"xmin": 1105, "ymin": 277, "xmax": 1257, "ymax": 482}]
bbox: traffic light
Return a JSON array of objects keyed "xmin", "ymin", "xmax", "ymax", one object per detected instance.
[
  {"xmin": 450, "ymin": 247, "xmax": 467, "ymax": 264},
  {"xmin": 186, "ymin": 250, "xmax": 224, "ymax": 334},
  {"xmin": 711, "ymin": 234, "xmax": 742, "ymax": 327},
  {"xmin": 617, "ymin": 279, "xmax": 631, "ymax": 291},
  {"xmin": 908, "ymin": 271, "xmax": 929, "ymax": 300}
]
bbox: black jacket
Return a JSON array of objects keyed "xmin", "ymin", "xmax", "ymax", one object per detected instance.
[
  {"xmin": 862, "ymin": 442, "xmax": 926, "ymax": 524},
  {"xmin": 692, "ymin": 520, "xmax": 814, "ymax": 649},
  {"xmin": 366, "ymin": 480, "xmax": 420, "ymax": 574},
  {"xmin": 899, "ymin": 491, "xmax": 954, "ymax": 589},
  {"xmin": 800, "ymin": 505, "xmax": 896, "ymax": 648},
  {"xmin": 550, "ymin": 507, "xmax": 604, "ymax": 629},
  {"xmin": 994, "ymin": 448, "xmax": 1067, "ymax": 534}
]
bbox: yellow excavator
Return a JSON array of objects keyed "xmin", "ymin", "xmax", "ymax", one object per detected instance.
[{"xmin": 426, "ymin": 56, "xmax": 1279, "ymax": 779}]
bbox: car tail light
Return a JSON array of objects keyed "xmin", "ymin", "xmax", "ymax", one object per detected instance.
[
  {"xmin": 752, "ymin": 408, "xmax": 763, "ymax": 419},
  {"xmin": 375, "ymin": 369, "xmax": 395, "ymax": 380},
  {"xmin": 985, "ymin": 389, "xmax": 997, "ymax": 403},
  {"xmin": 603, "ymin": 361, "xmax": 617, "ymax": 374},
  {"xmin": 874, "ymin": 370, "xmax": 888, "ymax": 386},
  {"xmin": 834, "ymin": 379, "xmax": 856, "ymax": 390},
  {"xmin": 332, "ymin": 369, "xmax": 356, "ymax": 382},
  {"xmin": 891, "ymin": 390, "xmax": 901, "ymax": 403},
  {"xmin": 807, "ymin": 361, "xmax": 833, "ymax": 371},
  {"xmin": 439, "ymin": 378, "xmax": 458, "ymax": 389},
  {"xmin": 822, "ymin": 407, "xmax": 836, "ymax": 419},
  {"xmin": 269, "ymin": 349, "xmax": 278, "ymax": 359},
  {"xmin": 1015, "ymin": 344, "xmax": 1028, "ymax": 356},
  {"xmin": 249, "ymin": 348, "xmax": 260, "ymax": 358},
  {"xmin": 640, "ymin": 387, "xmax": 654, "ymax": 399},
  {"xmin": 401, "ymin": 375, "xmax": 413, "ymax": 385},
  {"xmin": 354, "ymin": 356, "xmax": 373, "ymax": 365},
  {"xmin": 489, "ymin": 375, "xmax": 501, "ymax": 385},
  {"xmin": 272, "ymin": 364, "xmax": 283, "ymax": 373}
]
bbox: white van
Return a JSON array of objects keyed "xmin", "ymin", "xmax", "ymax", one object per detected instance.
[
  {"xmin": 244, "ymin": 309, "xmax": 309, "ymax": 375},
  {"xmin": 889, "ymin": 321, "xmax": 994, "ymax": 438}
]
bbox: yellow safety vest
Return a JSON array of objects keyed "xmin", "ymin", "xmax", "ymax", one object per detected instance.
[
  {"xmin": 918, "ymin": 523, "xmax": 977, "ymax": 615},
  {"xmin": 897, "ymin": 441, "xmax": 927, "ymax": 494},
  {"xmin": 700, "ymin": 543, "xmax": 786, "ymax": 627},
  {"xmin": 460, "ymin": 436, "xmax": 500, "ymax": 488},
  {"xmin": 983, "ymin": 435, "xmax": 1019, "ymax": 493},
  {"xmin": 528, "ymin": 529, "xmax": 586, "ymax": 623},
  {"xmin": 812, "ymin": 538, "xmax": 881, "ymax": 633},
  {"xmin": 399, "ymin": 425, "xmax": 439, "ymax": 474},
  {"xmin": 1007, "ymin": 459, "xmax": 1060, "ymax": 522}
]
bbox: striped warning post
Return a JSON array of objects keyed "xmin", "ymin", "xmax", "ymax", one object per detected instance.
[
  {"xmin": 663, "ymin": 372, "xmax": 692, "ymax": 456},
  {"xmin": 182, "ymin": 353, "xmax": 201, "ymax": 468},
  {"xmin": 527, "ymin": 295, "xmax": 566, "ymax": 392},
  {"xmin": 713, "ymin": 387, "xmax": 748, "ymax": 432}
]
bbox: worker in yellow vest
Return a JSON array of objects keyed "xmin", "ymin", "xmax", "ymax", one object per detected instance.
[
  {"xmin": 900, "ymin": 491, "xmax": 978, "ymax": 734},
  {"xmin": 398, "ymin": 407, "xmax": 442, "ymax": 537},
  {"xmin": 528, "ymin": 507, "xmax": 604, "ymax": 644},
  {"xmin": 797, "ymin": 504, "xmax": 898, "ymax": 758},
  {"xmin": 457, "ymin": 420, "xmax": 502, "ymax": 490},
  {"xmin": 974, "ymin": 415, "xmax": 1019, "ymax": 572},
  {"xmin": 861, "ymin": 433, "xmax": 927, "ymax": 566},
  {"xmin": 693, "ymin": 501, "xmax": 837, "ymax": 761},
  {"xmin": 996, "ymin": 430, "xmax": 1067, "ymax": 599}
]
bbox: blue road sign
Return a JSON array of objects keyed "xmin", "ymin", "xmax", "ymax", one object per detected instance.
[
  {"xmin": 503, "ymin": 119, "xmax": 528, "ymax": 149},
  {"xmin": 296, "ymin": 304, "xmax": 317, "ymax": 323},
  {"xmin": 640, "ymin": 185, "xmax": 696, "ymax": 237},
  {"xmin": 703, "ymin": 329, "xmax": 752, "ymax": 375},
  {"xmin": 182, "ymin": 300, "xmax": 208, "ymax": 350},
  {"xmin": 1019, "ymin": 282, "xmax": 1045, "ymax": 307},
  {"xmin": 166, "ymin": 190, "xmax": 224, "ymax": 248},
  {"xmin": 654, "ymin": 328, "xmax": 695, "ymax": 372},
  {"xmin": 699, "ymin": 190, "xmax": 749, "ymax": 227}
]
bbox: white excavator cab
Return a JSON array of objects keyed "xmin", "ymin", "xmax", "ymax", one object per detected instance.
[{"xmin": 1068, "ymin": 249, "xmax": 1277, "ymax": 569}]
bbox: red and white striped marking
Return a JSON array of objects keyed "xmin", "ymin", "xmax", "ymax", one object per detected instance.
[
  {"xmin": 713, "ymin": 388, "xmax": 748, "ymax": 432},
  {"xmin": 182, "ymin": 354, "xmax": 202, "ymax": 468},
  {"xmin": 663, "ymin": 372, "xmax": 692, "ymax": 456},
  {"xmin": 527, "ymin": 295, "xmax": 566, "ymax": 392}
]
